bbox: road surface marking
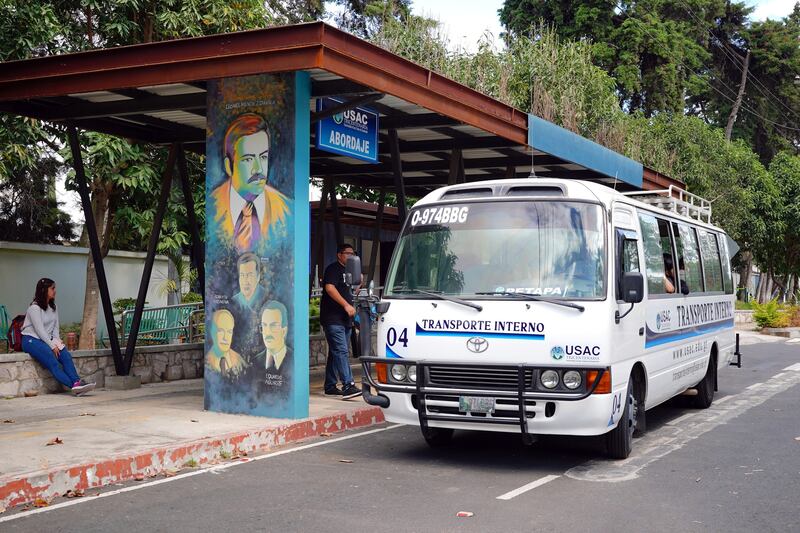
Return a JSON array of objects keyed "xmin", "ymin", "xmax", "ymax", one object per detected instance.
[
  {"xmin": 496, "ymin": 475, "xmax": 560, "ymax": 500},
  {"xmin": 0, "ymin": 424, "xmax": 403, "ymax": 523},
  {"xmin": 714, "ymin": 395, "xmax": 732, "ymax": 405},
  {"xmin": 566, "ymin": 369, "xmax": 800, "ymax": 483},
  {"xmin": 783, "ymin": 363, "xmax": 800, "ymax": 371},
  {"xmin": 665, "ymin": 412, "xmax": 696, "ymax": 426},
  {"xmin": 785, "ymin": 338, "xmax": 800, "ymax": 344}
]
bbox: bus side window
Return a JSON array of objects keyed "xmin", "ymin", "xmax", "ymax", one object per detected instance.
[
  {"xmin": 673, "ymin": 223, "xmax": 704, "ymax": 293},
  {"xmin": 698, "ymin": 229, "xmax": 724, "ymax": 292},
  {"xmin": 719, "ymin": 236, "xmax": 734, "ymax": 294},
  {"xmin": 638, "ymin": 213, "xmax": 673, "ymax": 295},
  {"xmin": 615, "ymin": 228, "xmax": 639, "ymax": 300}
]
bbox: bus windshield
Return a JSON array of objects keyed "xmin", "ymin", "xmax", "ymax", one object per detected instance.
[{"xmin": 385, "ymin": 200, "xmax": 606, "ymax": 300}]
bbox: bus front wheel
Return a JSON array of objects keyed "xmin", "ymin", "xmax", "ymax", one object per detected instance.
[{"xmin": 606, "ymin": 379, "xmax": 636, "ymax": 459}]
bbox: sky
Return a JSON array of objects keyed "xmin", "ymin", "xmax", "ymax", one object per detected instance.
[{"xmin": 56, "ymin": 0, "xmax": 798, "ymax": 225}]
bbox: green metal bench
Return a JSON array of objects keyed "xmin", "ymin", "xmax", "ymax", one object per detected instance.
[
  {"xmin": 0, "ymin": 305, "xmax": 10, "ymax": 352},
  {"xmin": 102, "ymin": 302, "xmax": 202, "ymax": 347}
]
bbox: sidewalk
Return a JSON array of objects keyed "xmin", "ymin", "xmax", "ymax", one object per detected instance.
[{"xmin": 0, "ymin": 366, "xmax": 383, "ymax": 510}]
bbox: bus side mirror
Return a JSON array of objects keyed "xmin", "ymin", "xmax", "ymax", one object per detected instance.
[
  {"xmin": 345, "ymin": 255, "xmax": 362, "ymax": 288},
  {"xmin": 621, "ymin": 272, "xmax": 644, "ymax": 303}
]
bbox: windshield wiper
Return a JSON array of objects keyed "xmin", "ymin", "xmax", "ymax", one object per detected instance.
[
  {"xmin": 475, "ymin": 291, "xmax": 585, "ymax": 312},
  {"xmin": 391, "ymin": 288, "xmax": 482, "ymax": 312}
]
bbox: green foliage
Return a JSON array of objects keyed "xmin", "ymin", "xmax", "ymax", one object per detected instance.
[
  {"xmin": 59, "ymin": 322, "xmax": 82, "ymax": 339},
  {"xmin": 751, "ymin": 298, "xmax": 790, "ymax": 328},
  {"xmin": 112, "ymin": 298, "xmax": 139, "ymax": 316},
  {"xmin": 181, "ymin": 291, "xmax": 203, "ymax": 304},
  {"xmin": 309, "ymin": 297, "xmax": 321, "ymax": 334}
]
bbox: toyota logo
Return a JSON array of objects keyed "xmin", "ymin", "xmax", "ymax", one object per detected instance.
[{"xmin": 466, "ymin": 337, "xmax": 488, "ymax": 353}]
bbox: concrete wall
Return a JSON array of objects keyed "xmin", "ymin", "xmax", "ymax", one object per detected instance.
[
  {"xmin": 0, "ymin": 343, "xmax": 203, "ymax": 398},
  {"xmin": 0, "ymin": 241, "xmax": 171, "ymax": 338}
]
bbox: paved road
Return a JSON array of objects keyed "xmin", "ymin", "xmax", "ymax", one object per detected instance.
[{"xmin": 4, "ymin": 334, "xmax": 799, "ymax": 533}]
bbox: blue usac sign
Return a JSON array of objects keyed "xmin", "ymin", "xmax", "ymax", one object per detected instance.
[{"xmin": 315, "ymin": 97, "xmax": 379, "ymax": 162}]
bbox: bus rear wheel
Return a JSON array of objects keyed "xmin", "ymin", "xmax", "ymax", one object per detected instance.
[
  {"xmin": 693, "ymin": 353, "xmax": 716, "ymax": 409},
  {"xmin": 606, "ymin": 380, "xmax": 636, "ymax": 459},
  {"xmin": 421, "ymin": 427, "xmax": 454, "ymax": 448}
]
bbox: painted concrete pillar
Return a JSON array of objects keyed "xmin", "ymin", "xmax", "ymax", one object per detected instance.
[{"xmin": 204, "ymin": 72, "xmax": 310, "ymax": 418}]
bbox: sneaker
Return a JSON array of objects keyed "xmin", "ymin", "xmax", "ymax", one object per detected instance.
[
  {"xmin": 341, "ymin": 384, "xmax": 362, "ymax": 400},
  {"xmin": 324, "ymin": 387, "xmax": 342, "ymax": 396},
  {"xmin": 71, "ymin": 382, "xmax": 96, "ymax": 396}
]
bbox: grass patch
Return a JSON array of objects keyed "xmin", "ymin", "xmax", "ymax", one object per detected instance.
[
  {"xmin": 219, "ymin": 450, "xmax": 231, "ymax": 460},
  {"xmin": 183, "ymin": 458, "xmax": 198, "ymax": 468}
]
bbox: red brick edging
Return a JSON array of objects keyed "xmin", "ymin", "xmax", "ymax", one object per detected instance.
[{"xmin": 0, "ymin": 406, "xmax": 385, "ymax": 509}]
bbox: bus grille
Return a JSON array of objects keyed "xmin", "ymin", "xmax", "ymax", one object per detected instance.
[{"xmin": 427, "ymin": 366, "xmax": 534, "ymax": 391}]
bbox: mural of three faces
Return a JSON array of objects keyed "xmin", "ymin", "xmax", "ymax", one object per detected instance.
[{"xmin": 204, "ymin": 74, "xmax": 298, "ymax": 416}]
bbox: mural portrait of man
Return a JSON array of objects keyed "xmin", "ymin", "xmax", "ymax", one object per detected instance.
[
  {"xmin": 211, "ymin": 112, "xmax": 292, "ymax": 253},
  {"xmin": 232, "ymin": 252, "xmax": 266, "ymax": 312},
  {"xmin": 206, "ymin": 309, "xmax": 246, "ymax": 378},
  {"xmin": 253, "ymin": 300, "xmax": 292, "ymax": 395}
]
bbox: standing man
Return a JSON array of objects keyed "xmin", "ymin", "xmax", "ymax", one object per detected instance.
[{"xmin": 321, "ymin": 243, "xmax": 362, "ymax": 399}]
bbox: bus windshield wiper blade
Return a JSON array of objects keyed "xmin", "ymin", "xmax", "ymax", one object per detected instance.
[
  {"xmin": 475, "ymin": 291, "xmax": 585, "ymax": 312},
  {"xmin": 394, "ymin": 288, "xmax": 482, "ymax": 311}
]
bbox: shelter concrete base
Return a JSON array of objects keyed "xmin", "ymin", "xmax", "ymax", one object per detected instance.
[{"xmin": 105, "ymin": 374, "xmax": 142, "ymax": 390}]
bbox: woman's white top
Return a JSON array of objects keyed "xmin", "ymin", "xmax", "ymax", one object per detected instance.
[{"xmin": 21, "ymin": 304, "xmax": 62, "ymax": 349}]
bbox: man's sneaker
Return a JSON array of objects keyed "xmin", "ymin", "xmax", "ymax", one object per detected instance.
[
  {"xmin": 324, "ymin": 387, "xmax": 342, "ymax": 396},
  {"xmin": 341, "ymin": 384, "xmax": 362, "ymax": 400},
  {"xmin": 71, "ymin": 382, "xmax": 96, "ymax": 396}
]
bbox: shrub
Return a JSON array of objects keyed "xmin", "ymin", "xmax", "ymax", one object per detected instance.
[
  {"xmin": 181, "ymin": 291, "xmax": 203, "ymax": 304},
  {"xmin": 752, "ymin": 299, "xmax": 790, "ymax": 328}
]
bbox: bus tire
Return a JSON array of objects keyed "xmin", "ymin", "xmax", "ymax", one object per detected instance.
[
  {"xmin": 421, "ymin": 427, "xmax": 454, "ymax": 448},
  {"xmin": 693, "ymin": 353, "xmax": 716, "ymax": 409},
  {"xmin": 633, "ymin": 370, "xmax": 647, "ymax": 437},
  {"xmin": 606, "ymin": 379, "xmax": 636, "ymax": 459}
]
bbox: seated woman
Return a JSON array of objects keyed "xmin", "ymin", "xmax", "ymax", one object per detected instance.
[{"xmin": 21, "ymin": 278, "xmax": 96, "ymax": 395}]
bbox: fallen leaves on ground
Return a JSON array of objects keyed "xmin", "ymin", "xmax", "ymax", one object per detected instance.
[
  {"xmin": 134, "ymin": 474, "xmax": 145, "ymax": 481},
  {"xmin": 0, "ymin": 505, "xmax": 5, "ymax": 514},
  {"xmin": 33, "ymin": 498, "xmax": 49, "ymax": 508},
  {"xmin": 79, "ymin": 412, "xmax": 96, "ymax": 417},
  {"xmin": 64, "ymin": 489, "xmax": 84, "ymax": 498},
  {"xmin": 190, "ymin": 419, "xmax": 199, "ymax": 423},
  {"xmin": 338, "ymin": 459, "xmax": 353, "ymax": 463},
  {"xmin": 163, "ymin": 469, "xmax": 178, "ymax": 477},
  {"xmin": 23, "ymin": 391, "xmax": 38, "ymax": 397},
  {"xmin": 320, "ymin": 432, "xmax": 332, "ymax": 437},
  {"xmin": 456, "ymin": 511, "xmax": 474, "ymax": 518},
  {"xmin": 45, "ymin": 437, "xmax": 63, "ymax": 446},
  {"xmin": 2, "ymin": 419, "xmax": 14, "ymax": 423}
]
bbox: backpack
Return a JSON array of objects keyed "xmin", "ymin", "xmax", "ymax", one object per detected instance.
[{"xmin": 7, "ymin": 315, "xmax": 25, "ymax": 352}]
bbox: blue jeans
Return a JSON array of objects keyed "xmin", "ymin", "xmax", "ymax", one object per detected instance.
[
  {"xmin": 323, "ymin": 324, "xmax": 354, "ymax": 391},
  {"xmin": 22, "ymin": 335, "xmax": 79, "ymax": 389}
]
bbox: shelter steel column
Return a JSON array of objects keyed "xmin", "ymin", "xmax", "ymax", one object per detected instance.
[
  {"xmin": 176, "ymin": 145, "xmax": 205, "ymax": 299},
  {"xmin": 123, "ymin": 144, "xmax": 178, "ymax": 375},
  {"xmin": 389, "ymin": 128, "xmax": 407, "ymax": 223},
  {"xmin": 66, "ymin": 125, "xmax": 124, "ymax": 376}
]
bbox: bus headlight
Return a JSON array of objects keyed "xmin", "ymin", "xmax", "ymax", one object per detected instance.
[
  {"xmin": 563, "ymin": 370, "xmax": 582, "ymax": 390},
  {"xmin": 407, "ymin": 365, "xmax": 417, "ymax": 383},
  {"xmin": 540, "ymin": 370, "xmax": 559, "ymax": 389},
  {"xmin": 390, "ymin": 364, "xmax": 407, "ymax": 382}
]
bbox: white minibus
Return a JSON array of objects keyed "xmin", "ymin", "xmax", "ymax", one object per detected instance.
[{"xmin": 357, "ymin": 178, "xmax": 738, "ymax": 459}]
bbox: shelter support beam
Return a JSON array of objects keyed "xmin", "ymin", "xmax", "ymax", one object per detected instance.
[
  {"xmin": 448, "ymin": 147, "xmax": 464, "ymax": 185},
  {"xmin": 123, "ymin": 144, "xmax": 177, "ymax": 374},
  {"xmin": 311, "ymin": 180, "xmax": 330, "ymax": 288},
  {"xmin": 327, "ymin": 178, "xmax": 343, "ymax": 246},
  {"xmin": 66, "ymin": 125, "xmax": 124, "ymax": 375},
  {"xmin": 389, "ymin": 128, "xmax": 407, "ymax": 223},
  {"xmin": 176, "ymin": 145, "xmax": 204, "ymax": 299},
  {"xmin": 367, "ymin": 188, "xmax": 386, "ymax": 284}
]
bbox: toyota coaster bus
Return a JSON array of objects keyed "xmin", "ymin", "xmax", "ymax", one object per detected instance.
[{"xmin": 357, "ymin": 178, "xmax": 738, "ymax": 459}]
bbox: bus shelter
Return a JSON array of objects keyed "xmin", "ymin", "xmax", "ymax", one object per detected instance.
[{"xmin": 0, "ymin": 22, "xmax": 682, "ymax": 419}]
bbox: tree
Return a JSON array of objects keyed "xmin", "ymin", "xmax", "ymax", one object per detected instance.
[
  {"xmin": 331, "ymin": 0, "xmax": 412, "ymax": 38},
  {"xmin": 499, "ymin": 0, "xmax": 749, "ymax": 116}
]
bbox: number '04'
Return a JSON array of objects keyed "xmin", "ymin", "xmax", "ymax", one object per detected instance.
[{"xmin": 386, "ymin": 327, "xmax": 408, "ymax": 348}]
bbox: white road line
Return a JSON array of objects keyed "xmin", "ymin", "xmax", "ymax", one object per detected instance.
[
  {"xmin": 785, "ymin": 338, "xmax": 800, "ymax": 344},
  {"xmin": 0, "ymin": 424, "xmax": 403, "ymax": 523},
  {"xmin": 496, "ymin": 475, "xmax": 560, "ymax": 500},
  {"xmin": 746, "ymin": 382, "xmax": 763, "ymax": 390},
  {"xmin": 772, "ymin": 373, "xmax": 787, "ymax": 379},
  {"xmin": 783, "ymin": 363, "xmax": 800, "ymax": 371},
  {"xmin": 666, "ymin": 412, "xmax": 697, "ymax": 426},
  {"xmin": 713, "ymin": 395, "xmax": 732, "ymax": 405}
]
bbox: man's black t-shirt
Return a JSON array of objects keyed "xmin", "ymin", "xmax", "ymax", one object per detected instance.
[{"xmin": 320, "ymin": 261, "xmax": 353, "ymax": 326}]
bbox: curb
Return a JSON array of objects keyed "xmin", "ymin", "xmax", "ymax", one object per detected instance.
[{"xmin": 0, "ymin": 405, "xmax": 384, "ymax": 509}]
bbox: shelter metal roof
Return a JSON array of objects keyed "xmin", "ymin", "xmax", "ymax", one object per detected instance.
[{"xmin": 0, "ymin": 22, "xmax": 681, "ymax": 196}]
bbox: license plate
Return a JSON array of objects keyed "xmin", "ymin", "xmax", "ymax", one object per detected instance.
[{"xmin": 459, "ymin": 396, "xmax": 496, "ymax": 414}]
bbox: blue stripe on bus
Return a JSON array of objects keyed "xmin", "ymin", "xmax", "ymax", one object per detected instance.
[
  {"xmin": 385, "ymin": 345, "xmax": 403, "ymax": 359},
  {"xmin": 645, "ymin": 319, "xmax": 734, "ymax": 348}
]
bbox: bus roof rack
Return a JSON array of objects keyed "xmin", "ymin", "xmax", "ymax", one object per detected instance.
[{"xmin": 622, "ymin": 185, "xmax": 712, "ymax": 223}]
